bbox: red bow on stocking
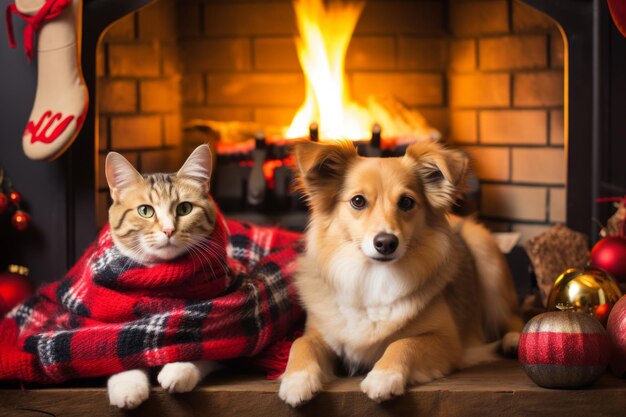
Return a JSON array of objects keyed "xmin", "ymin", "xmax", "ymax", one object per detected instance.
[{"xmin": 5, "ymin": 0, "xmax": 71, "ymax": 60}]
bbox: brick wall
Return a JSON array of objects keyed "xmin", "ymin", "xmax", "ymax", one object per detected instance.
[
  {"xmin": 96, "ymin": 0, "xmax": 183, "ymax": 227},
  {"xmin": 177, "ymin": 0, "xmax": 449, "ymax": 135},
  {"xmin": 96, "ymin": 0, "xmax": 566, "ymax": 243},
  {"xmin": 448, "ymin": 0, "xmax": 565, "ymax": 243}
]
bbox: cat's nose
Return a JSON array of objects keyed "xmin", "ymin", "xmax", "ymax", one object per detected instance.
[{"xmin": 163, "ymin": 227, "xmax": 175, "ymax": 238}]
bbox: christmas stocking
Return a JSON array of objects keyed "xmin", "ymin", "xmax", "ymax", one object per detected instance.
[{"xmin": 6, "ymin": 0, "xmax": 88, "ymax": 161}]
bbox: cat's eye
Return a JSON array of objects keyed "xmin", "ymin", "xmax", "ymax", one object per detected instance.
[
  {"xmin": 398, "ymin": 196, "xmax": 416, "ymax": 211},
  {"xmin": 350, "ymin": 195, "xmax": 367, "ymax": 210},
  {"xmin": 176, "ymin": 202, "xmax": 193, "ymax": 216},
  {"xmin": 137, "ymin": 205, "xmax": 154, "ymax": 218}
]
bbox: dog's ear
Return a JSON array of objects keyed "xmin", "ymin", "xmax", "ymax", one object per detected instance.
[
  {"xmin": 405, "ymin": 142, "xmax": 468, "ymax": 210},
  {"xmin": 292, "ymin": 140, "xmax": 358, "ymax": 212}
]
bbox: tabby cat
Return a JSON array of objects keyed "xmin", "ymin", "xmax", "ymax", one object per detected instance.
[{"xmin": 105, "ymin": 145, "xmax": 219, "ymax": 409}]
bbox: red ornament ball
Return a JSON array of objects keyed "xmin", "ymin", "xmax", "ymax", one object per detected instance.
[
  {"xmin": 0, "ymin": 270, "xmax": 34, "ymax": 316},
  {"xmin": 590, "ymin": 236, "xmax": 626, "ymax": 282},
  {"xmin": 519, "ymin": 310, "xmax": 609, "ymax": 388},
  {"xmin": 608, "ymin": 295, "xmax": 626, "ymax": 377},
  {"xmin": 11, "ymin": 210, "xmax": 30, "ymax": 231},
  {"xmin": 0, "ymin": 192, "xmax": 8, "ymax": 214},
  {"xmin": 8, "ymin": 191, "xmax": 20, "ymax": 206}
]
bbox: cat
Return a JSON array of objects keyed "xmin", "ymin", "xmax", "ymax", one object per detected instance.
[{"xmin": 104, "ymin": 144, "xmax": 220, "ymax": 409}]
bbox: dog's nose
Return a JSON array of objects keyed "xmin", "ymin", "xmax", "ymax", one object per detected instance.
[{"xmin": 373, "ymin": 233, "xmax": 399, "ymax": 255}]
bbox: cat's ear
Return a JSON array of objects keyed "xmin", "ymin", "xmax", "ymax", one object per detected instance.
[
  {"xmin": 106, "ymin": 152, "xmax": 143, "ymax": 201},
  {"xmin": 177, "ymin": 144, "xmax": 213, "ymax": 187}
]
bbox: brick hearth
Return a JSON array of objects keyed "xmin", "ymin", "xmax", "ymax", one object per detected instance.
[{"xmin": 95, "ymin": 0, "xmax": 566, "ymax": 245}]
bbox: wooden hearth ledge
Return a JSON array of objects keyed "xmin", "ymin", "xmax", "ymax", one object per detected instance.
[{"xmin": 1, "ymin": 360, "xmax": 625, "ymax": 416}]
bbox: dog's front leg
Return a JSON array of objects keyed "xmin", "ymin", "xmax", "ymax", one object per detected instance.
[
  {"xmin": 361, "ymin": 333, "xmax": 461, "ymax": 403},
  {"xmin": 279, "ymin": 326, "xmax": 336, "ymax": 407}
]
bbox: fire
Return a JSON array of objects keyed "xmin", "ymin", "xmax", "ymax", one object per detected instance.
[
  {"xmin": 187, "ymin": 0, "xmax": 440, "ymax": 145},
  {"xmin": 286, "ymin": 0, "xmax": 440, "ymax": 143},
  {"xmin": 285, "ymin": 0, "xmax": 368, "ymax": 140}
]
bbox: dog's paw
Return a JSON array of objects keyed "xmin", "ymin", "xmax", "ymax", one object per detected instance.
[
  {"xmin": 158, "ymin": 362, "xmax": 203, "ymax": 393},
  {"xmin": 108, "ymin": 370, "xmax": 150, "ymax": 409},
  {"xmin": 502, "ymin": 331, "xmax": 521, "ymax": 356},
  {"xmin": 279, "ymin": 370, "xmax": 322, "ymax": 407},
  {"xmin": 360, "ymin": 370, "xmax": 405, "ymax": 403}
]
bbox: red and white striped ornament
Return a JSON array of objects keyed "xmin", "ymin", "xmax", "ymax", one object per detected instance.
[
  {"xmin": 607, "ymin": 295, "xmax": 626, "ymax": 377},
  {"xmin": 518, "ymin": 309, "xmax": 609, "ymax": 388}
]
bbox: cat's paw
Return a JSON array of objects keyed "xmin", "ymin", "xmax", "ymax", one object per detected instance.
[
  {"xmin": 108, "ymin": 370, "xmax": 150, "ymax": 409},
  {"xmin": 279, "ymin": 370, "xmax": 322, "ymax": 407},
  {"xmin": 158, "ymin": 362, "xmax": 203, "ymax": 393},
  {"xmin": 360, "ymin": 370, "xmax": 405, "ymax": 403}
]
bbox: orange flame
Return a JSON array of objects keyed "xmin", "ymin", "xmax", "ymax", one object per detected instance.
[
  {"xmin": 286, "ymin": 0, "xmax": 440, "ymax": 143},
  {"xmin": 286, "ymin": 0, "xmax": 369, "ymax": 140}
]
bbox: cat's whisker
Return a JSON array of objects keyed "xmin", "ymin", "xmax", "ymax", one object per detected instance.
[
  {"xmin": 193, "ymin": 244, "xmax": 218, "ymax": 280},
  {"xmin": 185, "ymin": 244, "xmax": 201, "ymax": 275},
  {"xmin": 205, "ymin": 246, "xmax": 230, "ymax": 273},
  {"xmin": 194, "ymin": 248, "xmax": 214, "ymax": 279},
  {"xmin": 127, "ymin": 239, "xmax": 151, "ymax": 267},
  {"xmin": 120, "ymin": 247, "xmax": 137, "ymax": 274},
  {"xmin": 193, "ymin": 240, "xmax": 229, "ymax": 275},
  {"xmin": 185, "ymin": 242, "xmax": 208, "ymax": 277},
  {"xmin": 195, "ymin": 245, "xmax": 221, "ymax": 282},
  {"xmin": 118, "ymin": 241, "xmax": 143, "ymax": 272},
  {"xmin": 191, "ymin": 240, "xmax": 226, "ymax": 280}
]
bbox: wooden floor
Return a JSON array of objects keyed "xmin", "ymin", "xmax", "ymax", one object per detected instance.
[{"xmin": 1, "ymin": 360, "xmax": 625, "ymax": 417}]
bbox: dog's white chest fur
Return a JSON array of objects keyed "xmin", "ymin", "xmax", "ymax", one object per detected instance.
[
  {"xmin": 309, "ymin": 257, "xmax": 423, "ymax": 367},
  {"xmin": 334, "ymin": 301, "xmax": 411, "ymax": 344}
]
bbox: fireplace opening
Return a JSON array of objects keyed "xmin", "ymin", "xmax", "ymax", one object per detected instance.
[{"xmin": 95, "ymin": 0, "xmax": 566, "ymax": 249}]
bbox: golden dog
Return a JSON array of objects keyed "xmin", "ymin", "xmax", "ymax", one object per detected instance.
[{"xmin": 279, "ymin": 140, "xmax": 524, "ymax": 406}]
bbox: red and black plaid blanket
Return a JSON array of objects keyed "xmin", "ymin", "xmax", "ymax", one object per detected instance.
[{"xmin": 0, "ymin": 211, "xmax": 304, "ymax": 383}]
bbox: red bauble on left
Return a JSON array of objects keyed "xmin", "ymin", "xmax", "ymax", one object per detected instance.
[
  {"xmin": 12, "ymin": 210, "xmax": 30, "ymax": 231},
  {"xmin": 8, "ymin": 191, "xmax": 20, "ymax": 206},
  {"xmin": 0, "ymin": 192, "xmax": 8, "ymax": 214},
  {"xmin": 591, "ymin": 236, "xmax": 626, "ymax": 282},
  {"xmin": 0, "ymin": 269, "xmax": 34, "ymax": 316}
]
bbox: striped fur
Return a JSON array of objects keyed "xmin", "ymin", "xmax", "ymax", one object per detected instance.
[{"xmin": 105, "ymin": 146, "xmax": 216, "ymax": 265}]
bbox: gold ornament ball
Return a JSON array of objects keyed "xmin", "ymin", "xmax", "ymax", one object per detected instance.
[{"xmin": 547, "ymin": 266, "xmax": 623, "ymax": 326}]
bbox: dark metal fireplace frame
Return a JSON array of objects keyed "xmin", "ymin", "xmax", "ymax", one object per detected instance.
[
  {"xmin": 0, "ymin": 0, "xmax": 623, "ymax": 282},
  {"xmin": 525, "ymin": 0, "xmax": 623, "ymax": 238}
]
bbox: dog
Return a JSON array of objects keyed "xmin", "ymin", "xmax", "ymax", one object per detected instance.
[{"xmin": 278, "ymin": 139, "xmax": 524, "ymax": 406}]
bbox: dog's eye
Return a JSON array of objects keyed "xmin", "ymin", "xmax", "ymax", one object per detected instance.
[
  {"xmin": 398, "ymin": 196, "xmax": 416, "ymax": 211},
  {"xmin": 350, "ymin": 195, "xmax": 367, "ymax": 210}
]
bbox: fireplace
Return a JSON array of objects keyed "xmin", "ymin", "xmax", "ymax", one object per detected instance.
[
  {"xmin": 0, "ymin": 0, "xmax": 623, "ymax": 285},
  {"xmin": 95, "ymin": 0, "xmax": 566, "ymax": 238}
]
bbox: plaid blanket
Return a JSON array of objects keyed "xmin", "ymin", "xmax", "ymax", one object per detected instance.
[{"xmin": 0, "ymin": 211, "xmax": 304, "ymax": 383}]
